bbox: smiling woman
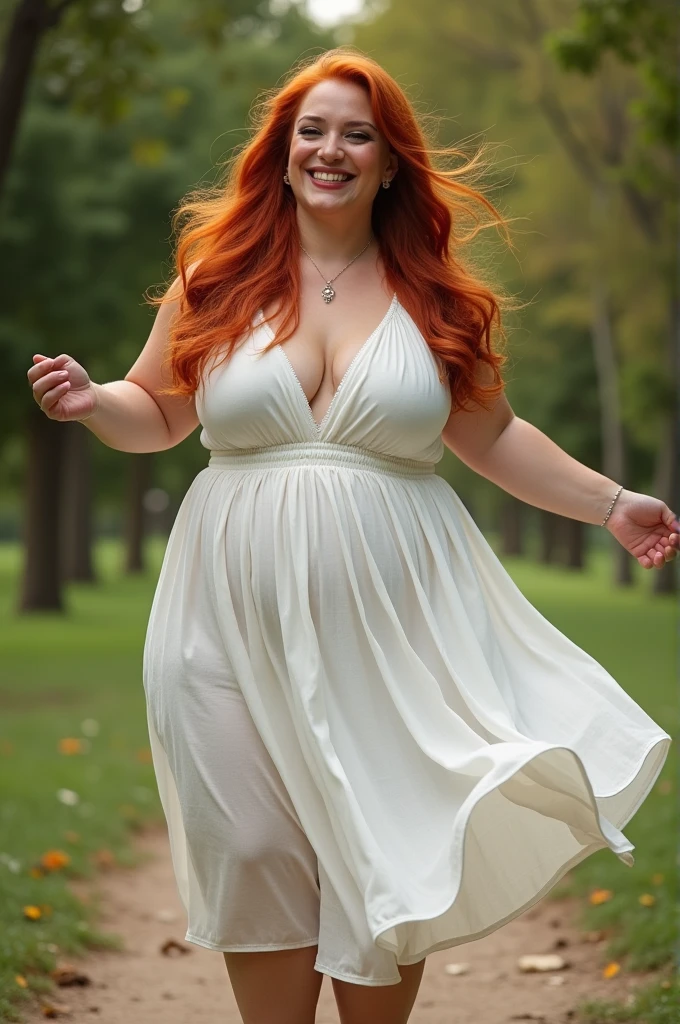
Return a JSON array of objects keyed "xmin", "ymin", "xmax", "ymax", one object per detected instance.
[{"xmin": 28, "ymin": 45, "xmax": 676, "ymax": 1024}]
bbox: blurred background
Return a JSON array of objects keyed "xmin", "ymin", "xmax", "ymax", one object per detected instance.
[{"xmin": 0, "ymin": 2, "xmax": 677, "ymax": 1021}]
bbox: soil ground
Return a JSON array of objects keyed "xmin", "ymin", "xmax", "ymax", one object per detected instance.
[{"xmin": 21, "ymin": 823, "xmax": 658, "ymax": 1023}]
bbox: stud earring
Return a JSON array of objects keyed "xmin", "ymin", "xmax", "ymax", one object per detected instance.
[
  {"xmin": 283, "ymin": 171, "xmax": 290, "ymax": 184},
  {"xmin": 382, "ymin": 178, "xmax": 391, "ymax": 189}
]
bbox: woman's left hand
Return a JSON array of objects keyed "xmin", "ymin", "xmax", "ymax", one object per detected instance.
[{"xmin": 605, "ymin": 489, "xmax": 680, "ymax": 569}]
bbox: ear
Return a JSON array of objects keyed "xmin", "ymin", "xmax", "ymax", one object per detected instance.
[{"xmin": 385, "ymin": 150, "xmax": 399, "ymax": 181}]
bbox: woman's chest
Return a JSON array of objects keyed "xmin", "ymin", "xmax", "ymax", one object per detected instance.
[{"xmin": 196, "ymin": 302, "xmax": 452, "ymax": 461}]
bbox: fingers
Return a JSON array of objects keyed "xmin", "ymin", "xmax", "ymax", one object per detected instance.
[
  {"xmin": 662, "ymin": 506, "xmax": 680, "ymax": 532},
  {"xmin": 27, "ymin": 354, "xmax": 68, "ymax": 383},
  {"xmin": 31, "ymin": 367, "xmax": 71, "ymax": 411},
  {"xmin": 639, "ymin": 546, "xmax": 678, "ymax": 570}
]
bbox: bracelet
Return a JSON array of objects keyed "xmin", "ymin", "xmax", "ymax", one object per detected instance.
[{"xmin": 601, "ymin": 485, "xmax": 623, "ymax": 527}]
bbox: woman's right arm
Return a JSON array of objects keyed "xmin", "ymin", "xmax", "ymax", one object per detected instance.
[{"xmin": 27, "ymin": 274, "xmax": 199, "ymax": 454}]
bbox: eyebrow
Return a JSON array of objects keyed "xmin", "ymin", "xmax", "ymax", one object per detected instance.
[{"xmin": 296, "ymin": 115, "xmax": 378, "ymax": 131}]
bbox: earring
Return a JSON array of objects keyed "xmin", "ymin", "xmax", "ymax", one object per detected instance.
[
  {"xmin": 283, "ymin": 171, "xmax": 290, "ymax": 184},
  {"xmin": 382, "ymin": 178, "xmax": 391, "ymax": 189}
]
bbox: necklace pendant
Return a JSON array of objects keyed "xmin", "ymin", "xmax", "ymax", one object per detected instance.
[{"xmin": 321, "ymin": 283, "xmax": 335, "ymax": 303}]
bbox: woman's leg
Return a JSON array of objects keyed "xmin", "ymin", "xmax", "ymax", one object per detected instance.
[
  {"xmin": 223, "ymin": 945, "xmax": 323, "ymax": 1024},
  {"xmin": 331, "ymin": 958, "xmax": 427, "ymax": 1024}
]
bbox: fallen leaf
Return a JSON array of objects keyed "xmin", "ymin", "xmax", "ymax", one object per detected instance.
[
  {"xmin": 15, "ymin": 975, "xmax": 28, "ymax": 988},
  {"xmin": 583, "ymin": 929, "xmax": 607, "ymax": 942},
  {"xmin": 517, "ymin": 954, "xmax": 568, "ymax": 973},
  {"xmin": 23, "ymin": 905, "xmax": 42, "ymax": 920},
  {"xmin": 91, "ymin": 848, "xmax": 116, "ymax": 869},
  {"xmin": 443, "ymin": 962, "xmax": 470, "ymax": 975},
  {"xmin": 58, "ymin": 738, "xmax": 84, "ymax": 755},
  {"xmin": 589, "ymin": 888, "xmax": 613, "ymax": 905},
  {"xmin": 638, "ymin": 893, "xmax": 656, "ymax": 906},
  {"xmin": 603, "ymin": 962, "xmax": 621, "ymax": 979},
  {"xmin": 39, "ymin": 999, "xmax": 72, "ymax": 1018},
  {"xmin": 51, "ymin": 964, "xmax": 91, "ymax": 987},
  {"xmin": 41, "ymin": 850, "xmax": 71, "ymax": 871},
  {"xmin": 160, "ymin": 938, "xmax": 191, "ymax": 956}
]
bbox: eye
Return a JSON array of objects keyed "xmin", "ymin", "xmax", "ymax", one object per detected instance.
[{"xmin": 297, "ymin": 127, "xmax": 373, "ymax": 142}]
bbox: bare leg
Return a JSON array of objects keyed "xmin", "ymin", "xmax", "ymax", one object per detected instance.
[
  {"xmin": 331, "ymin": 957, "xmax": 427, "ymax": 1024},
  {"xmin": 223, "ymin": 945, "xmax": 322, "ymax": 1024}
]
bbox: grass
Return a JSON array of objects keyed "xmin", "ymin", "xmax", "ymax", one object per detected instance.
[{"xmin": 0, "ymin": 537, "xmax": 676, "ymax": 1022}]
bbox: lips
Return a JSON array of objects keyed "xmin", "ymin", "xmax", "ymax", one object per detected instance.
[{"xmin": 305, "ymin": 169, "xmax": 355, "ymax": 183}]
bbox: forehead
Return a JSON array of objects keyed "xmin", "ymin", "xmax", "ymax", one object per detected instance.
[{"xmin": 295, "ymin": 78, "xmax": 373, "ymax": 121}]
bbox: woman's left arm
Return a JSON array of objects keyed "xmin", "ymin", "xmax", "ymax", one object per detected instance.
[{"xmin": 441, "ymin": 362, "xmax": 680, "ymax": 570}]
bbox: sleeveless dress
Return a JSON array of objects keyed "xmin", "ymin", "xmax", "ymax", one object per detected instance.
[{"xmin": 142, "ymin": 292, "xmax": 671, "ymax": 986}]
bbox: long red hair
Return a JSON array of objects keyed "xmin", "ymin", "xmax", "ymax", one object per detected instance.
[{"xmin": 148, "ymin": 47, "xmax": 520, "ymax": 411}]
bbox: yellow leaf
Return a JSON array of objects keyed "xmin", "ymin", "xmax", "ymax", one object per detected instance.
[
  {"xmin": 23, "ymin": 905, "xmax": 42, "ymax": 920},
  {"xmin": 603, "ymin": 962, "xmax": 621, "ymax": 979},
  {"xmin": 638, "ymin": 893, "xmax": 656, "ymax": 906},
  {"xmin": 589, "ymin": 888, "xmax": 614, "ymax": 905},
  {"xmin": 15, "ymin": 975, "xmax": 28, "ymax": 988}
]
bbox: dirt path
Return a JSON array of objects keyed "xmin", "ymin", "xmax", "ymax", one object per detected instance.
[{"xmin": 21, "ymin": 823, "xmax": 656, "ymax": 1024}]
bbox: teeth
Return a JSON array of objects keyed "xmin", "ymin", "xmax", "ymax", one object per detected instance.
[{"xmin": 310, "ymin": 171, "xmax": 350, "ymax": 182}]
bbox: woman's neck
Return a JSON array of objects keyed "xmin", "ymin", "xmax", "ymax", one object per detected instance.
[{"xmin": 295, "ymin": 209, "xmax": 374, "ymax": 265}]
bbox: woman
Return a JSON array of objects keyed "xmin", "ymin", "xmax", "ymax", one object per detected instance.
[{"xmin": 27, "ymin": 49, "xmax": 676, "ymax": 1024}]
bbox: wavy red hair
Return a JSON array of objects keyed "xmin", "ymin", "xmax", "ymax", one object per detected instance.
[{"xmin": 148, "ymin": 47, "xmax": 521, "ymax": 411}]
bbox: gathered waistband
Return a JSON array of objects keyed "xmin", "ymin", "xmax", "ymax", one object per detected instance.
[{"xmin": 208, "ymin": 442, "xmax": 436, "ymax": 478}]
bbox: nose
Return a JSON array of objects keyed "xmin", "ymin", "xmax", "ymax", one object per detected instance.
[{"xmin": 316, "ymin": 131, "xmax": 343, "ymax": 162}]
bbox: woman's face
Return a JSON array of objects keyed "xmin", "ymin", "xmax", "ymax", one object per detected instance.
[{"xmin": 286, "ymin": 78, "xmax": 397, "ymax": 217}]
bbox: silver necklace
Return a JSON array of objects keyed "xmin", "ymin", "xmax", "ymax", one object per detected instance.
[{"xmin": 300, "ymin": 236, "xmax": 373, "ymax": 303}]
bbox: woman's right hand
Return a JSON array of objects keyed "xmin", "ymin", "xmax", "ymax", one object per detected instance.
[{"xmin": 27, "ymin": 353, "xmax": 100, "ymax": 422}]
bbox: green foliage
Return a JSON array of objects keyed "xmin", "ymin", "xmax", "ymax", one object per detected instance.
[{"xmin": 545, "ymin": 0, "xmax": 678, "ymax": 146}]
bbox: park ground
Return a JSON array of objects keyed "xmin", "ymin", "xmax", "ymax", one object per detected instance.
[{"xmin": 0, "ymin": 537, "xmax": 677, "ymax": 1022}]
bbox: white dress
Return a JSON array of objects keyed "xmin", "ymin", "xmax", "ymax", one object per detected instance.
[{"xmin": 142, "ymin": 292, "xmax": 671, "ymax": 986}]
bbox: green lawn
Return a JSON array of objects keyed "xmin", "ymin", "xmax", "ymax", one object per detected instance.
[{"xmin": 0, "ymin": 538, "xmax": 676, "ymax": 1022}]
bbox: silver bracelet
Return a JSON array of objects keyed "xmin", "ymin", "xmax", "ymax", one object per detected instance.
[{"xmin": 601, "ymin": 485, "xmax": 623, "ymax": 527}]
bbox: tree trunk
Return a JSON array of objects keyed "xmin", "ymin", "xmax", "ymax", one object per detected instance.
[
  {"xmin": 0, "ymin": 0, "xmax": 76, "ymax": 196},
  {"xmin": 539, "ymin": 509, "xmax": 560, "ymax": 564},
  {"xmin": 499, "ymin": 495, "xmax": 524, "ymax": 556},
  {"xmin": 590, "ymin": 185, "xmax": 633, "ymax": 587},
  {"xmin": 561, "ymin": 517, "xmax": 586, "ymax": 570},
  {"xmin": 60, "ymin": 421, "xmax": 96, "ymax": 583},
  {"xmin": 18, "ymin": 404, "xmax": 65, "ymax": 612},
  {"xmin": 652, "ymin": 292, "xmax": 680, "ymax": 595},
  {"xmin": 124, "ymin": 452, "xmax": 153, "ymax": 574}
]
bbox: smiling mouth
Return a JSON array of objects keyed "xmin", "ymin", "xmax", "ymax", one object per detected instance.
[{"xmin": 305, "ymin": 169, "xmax": 354, "ymax": 183}]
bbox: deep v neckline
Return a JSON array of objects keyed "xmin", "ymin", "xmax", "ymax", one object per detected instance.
[{"xmin": 257, "ymin": 293, "xmax": 398, "ymax": 436}]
